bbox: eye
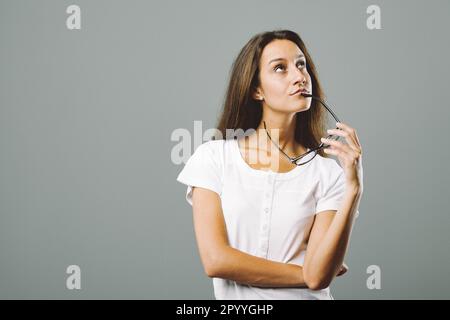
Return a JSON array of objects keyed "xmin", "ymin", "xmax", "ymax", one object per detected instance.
[
  {"xmin": 274, "ymin": 61, "xmax": 306, "ymax": 73},
  {"xmin": 274, "ymin": 64, "xmax": 285, "ymax": 72}
]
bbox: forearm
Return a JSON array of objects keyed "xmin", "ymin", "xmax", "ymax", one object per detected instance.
[
  {"xmin": 211, "ymin": 246, "xmax": 307, "ymax": 288},
  {"xmin": 305, "ymin": 184, "xmax": 362, "ymax": 287}
]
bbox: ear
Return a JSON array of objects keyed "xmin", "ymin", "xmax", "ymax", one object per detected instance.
[{"xmin": 252, "ymin": 87, "xmax": 263, "ymax": 101}]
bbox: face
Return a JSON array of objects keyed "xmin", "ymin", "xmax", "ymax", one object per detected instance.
[{"xmin": 253, "ymin": 39, "xmax": 312, "ymax": 113}]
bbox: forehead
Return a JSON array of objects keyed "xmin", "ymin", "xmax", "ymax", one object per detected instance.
[{"xmin": 260, "ymin": 39, "xmax": 304, "ymax": 63}]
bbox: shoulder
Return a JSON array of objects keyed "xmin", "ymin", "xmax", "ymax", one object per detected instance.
[
  {"xmin": 198, "ymin": 138, "xmax": 237, "ymax": 158},
  {"xmin": 193, "ymin": 139, "xmax": 227, "ymax": 159},
  {"xmin": 189, "ymin": 139, "xmax": 230, "ymax": 167},
  {"xmin": 314, "ymin": 153, "xmax": 344, "ymax": 179},
  {"xmin": 200, "ymin": 138, "xmax": 226, "ymax": 152}
]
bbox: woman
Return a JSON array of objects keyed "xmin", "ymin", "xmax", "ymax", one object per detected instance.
[{"xmin": 176, "ymin": 29, "xmax": 363, "ymax": 299}]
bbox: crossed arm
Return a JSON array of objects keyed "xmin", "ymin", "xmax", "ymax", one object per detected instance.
[{"xmin": 191, "ymin": 186, "xmax": 360, "ymax": 289}]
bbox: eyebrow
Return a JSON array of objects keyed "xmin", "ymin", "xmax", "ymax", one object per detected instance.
[{"xmin": 268, "ymin": 54, "xmax": 305, "ymax": 65}]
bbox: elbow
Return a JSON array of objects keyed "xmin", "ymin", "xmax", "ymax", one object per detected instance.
[
  {"xmin": 203, "ymin": 249, "xmax": 226, "ymax": 278},
  {"xmin": 304, "ymin": 269, "xmax": 332, "ymax": 290},
  {"xmin": 204, "ymin": 261, "xmax": 220, "ymax": 278},
  {"xmin": 306, "ymin": 278, "xmax": 331, "ymax": 291}
]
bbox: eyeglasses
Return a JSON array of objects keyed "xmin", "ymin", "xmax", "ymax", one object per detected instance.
[{"xmin": 263, "ymin": 92, "xmax": 342, "ymax": 166}]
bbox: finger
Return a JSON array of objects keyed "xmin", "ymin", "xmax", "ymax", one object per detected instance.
[
  {"xmin": 323, "ymin": 145, "xmax": 357, "ymax": 163},
  {"xmin": 333, "ymin": 122, "xmax": 359, "ymax": 148},
  {"xmin": 325, "ymin": 147, "xmax": 361, "ymax": 164},
  {"xmin": 321, "ymin": 138, "xmax": 360, "ymax": 162},
  {"xmin": 331, "ymin": 123, "xmax": 363, "ymax": 155},
  {"xmin": 336, "ymin": 265, "xmax": 348, "ymax": 276},
  {"xmin": 320, "ymin": 137, "xmax": 350, "ymax": 151},
  {"xmin": 326, "ymin": 128, "xmax": 358, "ymax": 149},
  {"xmin": 336, "ymin": 122, "xmax": 362, "ymax": 148},
  {"xmin": 323, "ymin": 146, "xmax": 344, "ymax": 158},
  {"xmin": 337, "ymin": 269, "xmax": 347, "ymax": 276}
]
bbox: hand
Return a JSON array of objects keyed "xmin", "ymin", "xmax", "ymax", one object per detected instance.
[
  {"xmin": 336, "ymin": 262, "xmax": 348, "ymax": 277},
  {"xmin": 321, "ymin": 122, "xmax": 363, "ymax": 189}
]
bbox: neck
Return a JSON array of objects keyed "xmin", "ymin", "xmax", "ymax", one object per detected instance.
[{"xmin": 256, "ymin": 112, "xmax": 297, "ymax": 152}]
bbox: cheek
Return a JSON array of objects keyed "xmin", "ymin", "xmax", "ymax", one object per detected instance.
[
  {"xmin": 263, "ymin": 78, "xmax": 287, "ymax": 100},
  {"xmin": 305, "ymin": 72, "xmax": 312, "ymax": 84}
]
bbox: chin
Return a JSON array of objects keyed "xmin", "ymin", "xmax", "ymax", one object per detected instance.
[
  {"xmin": 292, "ymin": 102, "xmax": 311, "ymax": 112},
  {"xmin": 270, "ymin": 102, "xmax": 311, "ymax": 114}
]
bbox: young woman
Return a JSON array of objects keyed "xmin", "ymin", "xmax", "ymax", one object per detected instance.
[{"xmin": 177, "ymin": 30, "xmax": 363, "ymax": 300}]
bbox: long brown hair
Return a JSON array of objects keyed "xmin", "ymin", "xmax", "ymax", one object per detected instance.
[{"xmin": 216, "ymin": 29, "xmax": 328, "ymax": 158}]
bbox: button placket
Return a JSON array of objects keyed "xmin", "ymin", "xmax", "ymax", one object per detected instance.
[{"xmin": 259, "ymin": 173, "xmax": 275, "ymax": 257}]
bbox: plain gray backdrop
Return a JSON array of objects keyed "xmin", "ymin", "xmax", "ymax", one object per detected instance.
[{"xmin": 1, "ymin": 0, "xmax": 449, "ymax": 299}]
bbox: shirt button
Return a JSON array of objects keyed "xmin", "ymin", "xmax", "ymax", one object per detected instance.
[{"xmin": 264, "ymin": 208, "xmax": 269, "ymax": 213}]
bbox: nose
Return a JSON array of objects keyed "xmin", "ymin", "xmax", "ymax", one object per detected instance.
[{"xmin": 292, "ymin": 66, "xmax": 307, "ymax": 86}]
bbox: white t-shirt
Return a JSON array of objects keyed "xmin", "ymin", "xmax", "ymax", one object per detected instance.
[{"xmin": 176, "ymin": 138, "xmax": 358, "ymax": 300}]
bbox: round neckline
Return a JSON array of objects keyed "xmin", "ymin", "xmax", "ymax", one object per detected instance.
[{"xmin": 232, "ymin": 137, "xmax": 314, "ymax": 180}]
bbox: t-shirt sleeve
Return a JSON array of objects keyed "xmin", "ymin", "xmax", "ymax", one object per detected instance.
[
  {"xmin": 316, "ymin": 163, "xmax": 360, "ymax": 218},
  {"xmin": 176, "ymin": 142, "xmax": 223, "ymax": 206}
]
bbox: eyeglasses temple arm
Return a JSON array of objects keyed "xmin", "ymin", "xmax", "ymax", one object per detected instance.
[{"xmin": 304, "ymin": 94, "xmax": 341, "ymax": 123}]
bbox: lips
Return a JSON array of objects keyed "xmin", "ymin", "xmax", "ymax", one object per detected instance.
[{"xmin": 290, "ymin": 88, "xmax": 310, "ymax": 95}]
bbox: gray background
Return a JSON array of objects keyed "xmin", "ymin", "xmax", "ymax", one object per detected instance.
[{"xmin": 1, "ymin": 0, "xmax": 449, "ymax": 299}]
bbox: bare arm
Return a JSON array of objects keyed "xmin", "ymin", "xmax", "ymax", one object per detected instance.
[
  {"xmin": 303, "ymin": 183, "xmax": 362, "ymax": 290},
  {"xmin": 191, "ymin": 186, "xmax": 307, "ymax": 288}
]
